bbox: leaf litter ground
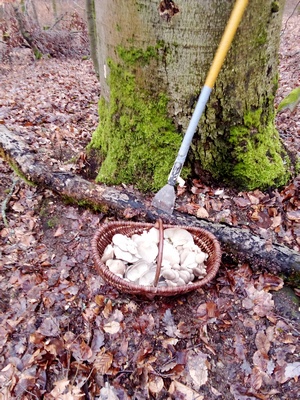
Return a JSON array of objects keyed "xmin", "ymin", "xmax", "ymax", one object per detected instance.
[{"xmin": 0, "ymin": 4, "xmax": 300, "ymax": 400}]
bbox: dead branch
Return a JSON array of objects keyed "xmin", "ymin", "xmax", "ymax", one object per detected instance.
[{"xmin": 0, "ymin": 125, "xmax": 299, "ymax": 277}]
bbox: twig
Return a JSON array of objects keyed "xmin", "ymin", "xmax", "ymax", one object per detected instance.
[
  {"xmin": 281, "ymin": 0, "xmax": 300, "ymax": 36},
  {"xmin": 1, "ymin": 176, "xmax": 19, "ymax": 228},
  {"xmin": 50, "ymin": 11, "xmax": 68, "ymax": 30}
]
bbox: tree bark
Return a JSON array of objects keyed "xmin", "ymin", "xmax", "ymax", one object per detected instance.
[
  {"xmin": 30, "ymin": 0, "xmax": 40, "ymax": 27},
  {"xmin": 85, "ymin": 0, "xmax": 99, "ymax": 78},
  {"xmin": 89, "ymin": 0, "xmax": 290, "ymax": 192},
  {"xmin": 13, "ymin": 4, "xmax": 40, "ymax": 56},
  {"xmin": 52, "ymin": 0, "xmax": 58, "ymax": 19},
  {"xmin": 1, "ymin": 125, "xmax": 299, "ymax": 278}
]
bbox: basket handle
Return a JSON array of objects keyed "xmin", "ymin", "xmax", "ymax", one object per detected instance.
[{"xmin": 153, "ymin": 219, "xmax": 164, "ymax": 287}]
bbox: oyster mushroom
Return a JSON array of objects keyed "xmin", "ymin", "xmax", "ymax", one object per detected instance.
[
  {"xmin": 179, "ymin": 269, "xmax": 194, "ymax": 284},
  {"xmin": 112, "ymin": 234, "xmax": 137, "ymax": 255},
  {"xmin": 162, "ymin": 240, "xmax": 180, "ymax": 266},
  {"xmin": 114, "ymin": 246, "xmax": 139, "ymax": 263},
  {"xmin": 106, "ymin": 259, "xmax": 126, "ymax": 277},
  {"xmin": 161, "ymin": 268, "xmax": 180, "ymax": 281},
  {"xmin": 136, "ymin": 241, "xmax": 158, "ymax": 263},
  {"xmin": 138, "ymin": 265, "xmax": 157, "ymax": 286},
  {"xmin": 181, "ymin": 252, "xmax": 197, "ymax": 269},
  {"xmin": 101, "ymin": 244, "xmax": 114, "ymax": 263},
  {"xmin": 145, "ymin": 227, "xmax": 160, "ymax": 244},
  {"xmin": 195, "ymin": 251, "xmax": 208, "ymax": 264},
  {"xmin": 164, "ymin": 228, "xmax": 194, "ymax": 247},
  {"xmin": 193, "ymin": 264, "xmax": 207, "ymax": 277},
  {"xmin": 125, "ymin": 260, "xmax": 152, "ymax": 283}
]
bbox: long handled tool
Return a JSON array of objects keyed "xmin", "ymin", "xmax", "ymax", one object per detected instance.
[{"xmin": 152, "ymin": 0, "xmax": 249, "ymax": 214}]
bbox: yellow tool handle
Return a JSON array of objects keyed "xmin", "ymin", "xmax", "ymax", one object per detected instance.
[{"xmin": 205, "ymin": 0, "xmax": 249, "ymax": 89}]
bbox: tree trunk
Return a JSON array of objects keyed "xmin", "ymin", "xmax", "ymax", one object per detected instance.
[
  {"xmin": 13, "ymin": 4, "xmax": 41, "ymax": 57},
  {"xmin": 88, "ymin": 0, "xmax": 290, "ymax": 192},
  {"xmin": 52, "ymin": 0, "xmax": 58, "ymax": 19},
  {"xmin": 1, "ymin": 125, "xmax": 300, "ymax": 280},
  {"xmin": 85, "ymin": 0, "xmax": 99, "ymax": 78},
  {"xmin": 30, "ymin": 0, "xmax": 40, "ymax": 27}
]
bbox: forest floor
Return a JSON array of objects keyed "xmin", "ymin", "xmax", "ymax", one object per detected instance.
[{"xmin": 0, "ymin": 2, "xmax": 300, "ymax": 400}]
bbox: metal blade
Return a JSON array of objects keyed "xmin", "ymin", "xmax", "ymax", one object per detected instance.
[{"xmin": 151, "ymin": 184, "xmax": 176, "ymax": 214}]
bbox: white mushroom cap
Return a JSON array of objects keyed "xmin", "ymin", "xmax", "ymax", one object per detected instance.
[
  {"xmin": 164, "ymin": 228, "xmax": 194, "ymax": 247},
  {"xmin": 101, "ymin": 244, "xmax": 115, "ymax": 263},
  {"xmin": 106, "ymin": 259, "xmax": 126, "ymax": 276},
  {"xmin": 138, "ymin": 265, "xmax": 156, "ymax": 286},
  {"xmin": 179, "ymin": 269, "xmax": 193, "ymax": 284},
  {"xmin": 181, "ymin": 252, "xmax": 197, "ymax": 269},
  {"xmin": 125, "ymin": 260, "xmax": 151, "ymax": 282},
  {"xmin": 195, "ymin": 251, "xmax": 208, "ymax": 264},
  {"xmin": 162, "ymin": 240, "xmax": 180, "ymax": 265},
  {"xmin": 193, "ymin": 265, "xmax": 207, "ymax": 277},
  {"xmin": 114, "ymin": 246, "xmax": 139, "ymax": 263},
  {"xmin": 112, "ymin": 234, "xmax": 137, "ymax": 254},
  {"xmin": 131, "ymin": 234, "xmax": 144, "ymax": 244},
  {"xmin": 136, "ymin": 241, "xmax": 158, "ymax": 263},
  {"xmin": 161, "ymin": 268, "xmax": 180, "ymax": 281}
]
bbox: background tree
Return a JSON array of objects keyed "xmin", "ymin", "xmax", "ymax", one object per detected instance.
[
  {"xmin": 88, "ymin": 0, "xmax": 291, "ymax": 192},
  {"xmin": 85, "ymin": 0, "xmax": 99, "ymax": 77}
]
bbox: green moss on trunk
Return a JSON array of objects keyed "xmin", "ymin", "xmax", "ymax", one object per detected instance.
[
  {"xmin": 229, "ymin": 109, "xmax": 290, "ymax": 189},
  {"xmin": 88, "ymin": 46, "xmax": 185, "ymax": 191}
]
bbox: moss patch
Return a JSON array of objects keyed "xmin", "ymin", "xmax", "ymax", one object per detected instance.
[
  {"xmin": 88, "ymin": 46, "xmax": 184, "ymax": 192},
  {"xmin": 229, "ymin": 109, "xmax": 290, "ymax": 190}
]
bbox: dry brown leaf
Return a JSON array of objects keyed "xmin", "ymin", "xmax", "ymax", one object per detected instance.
[
  {"xmin": 54, "ymin": 225, "xmax": 65, "ymax": 237},
  {"xmin": 250, "ymin": 366, "xmax": 263, "ymax": 390},
  {"xmin": 271, "ymin": 214, "xmax": 282, "ymax": 228},
  {"xmin": 103, "ymin": 321, "xmax": 121, "ymax": 334},
  {"xmin": 206, "ymin": 301, "xmax": 217, "ymax": 318},
  {"xmin": 50, "ymin": 377, "xmax": 69, "ymax": 397},
  {"xmin": 287, "ymin": 210, "xmax": 300, "ymax": 222},
  {"xmin": 233, "ymin": 196, "xmax": 251, "ymax": 207},
  {"xmin": 196, "ymin": 206, "xmax": 209, "ymax": 219},
  {"xmin": 187, "ymin": 351, "xmax": 208, "ymax": 389},
  {"xmin": 12, "ymin": 202, "xmax": 24, "ymax": 212},
  {"xmin": 234, "ymin": 334, "xmax": 246, "ymax": 361},
  {"xmin": 244, "ymin": 285, "xmax": 274, "ymax": 317},
  {"xmin": 94, "ymin": 352, "xmax": 113, "ymax": 374},
  {"xmin": 169, "ymin": 380, "xmax": 204, "ymax": 400},
  {"xmin": 38, "ymin": 317, "xmax": 60, "ymax": 337},
  {"xmin": 255, "ymin": 331, "xmax": 270, "ymax": 358},
  {"xmin": 148, "ymin": 375, "xmax": 164, "ymax": 394}
]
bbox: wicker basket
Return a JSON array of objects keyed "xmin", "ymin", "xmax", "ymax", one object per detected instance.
[{"xmin": 92, "ymin": 221, "xmax": 222, "ymax": 297}]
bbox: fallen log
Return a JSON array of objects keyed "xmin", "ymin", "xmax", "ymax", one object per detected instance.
[{"xmin": 1, "ymin": 125, "xmax": 299, "ymax": 277}]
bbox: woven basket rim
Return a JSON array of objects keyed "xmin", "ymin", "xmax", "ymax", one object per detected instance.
[{"xmin": 92, "ymin": 221, "xmax": 221, "ymax": 296}]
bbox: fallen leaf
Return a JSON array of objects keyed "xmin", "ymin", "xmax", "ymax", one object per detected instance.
[
  {"xmin": 169, "ymin": 380, "xmax": 204, "ymax": 400},
  {"xmin": 99, "ymin": 381, "xmax": 119, "ymax": 400},
  {"xmin": 233, "ymin": 196, "xmax": 251, "ymax": 208},
  {"xmin": 148, "ymin": 375, "xmax": 164, "ymax": 394},
  {"xmin": 50, "ymin": 378, "xmax": 69, "ymax": 397},
  {"xmin": 255, "ymin": 331, "xmax": 270, "ymax": 358},
  {"xmin": 38, "ymin": 317, "xmax": 59, "ymax": 337},
  {"xmin": 275, "ymin": 362, "xmax": 300, "ymax": 383},
  {"xmin": 103, "ymin": 321, "xmax": 121, "ymax": 334},
  {"xmin": 287, "ymin": 210, "xmax": 300, "ymax": 222},
  {"xmin": 94, "ymin": 352, "xmax": 113, "ymax": 374},
  {"xmin": 187, "ymin": 351, "xmax": 208, "ymax": 389},
  {"xmin": 196, "ymin": 206, "xmax": 209, "ymax": 219},
  {"xmin": 54, "ymin": 225, "xmax": 65, "ymax": 237},
  {"xmin": 12, "ymin": 202, "xmax": 24, "ymax": 212}
]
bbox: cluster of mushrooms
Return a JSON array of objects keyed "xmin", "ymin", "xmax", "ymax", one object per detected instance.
[{"xmin": 101, "ymin": 227, "xmax": 208, "ymax": 287}]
